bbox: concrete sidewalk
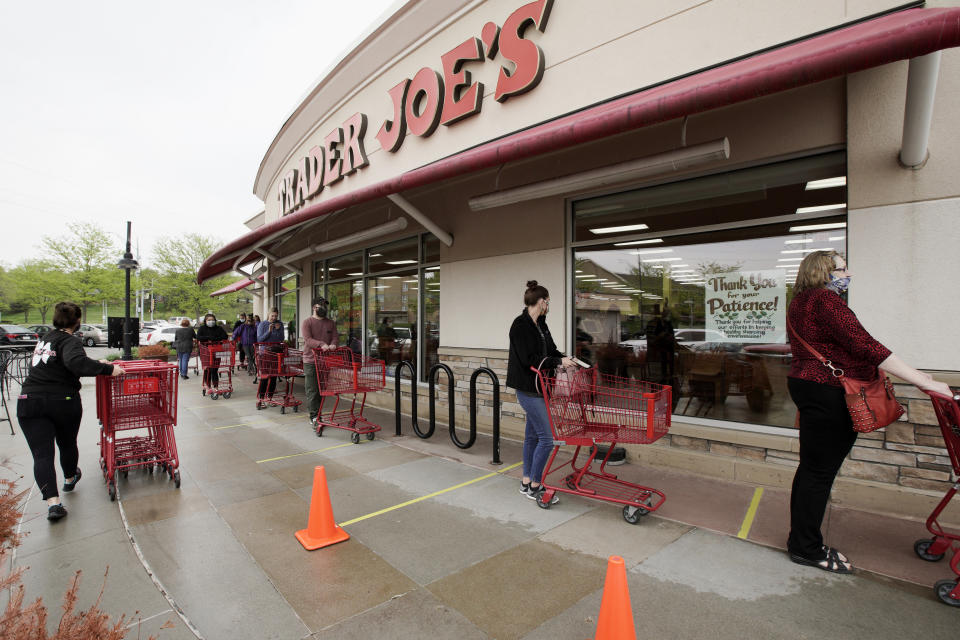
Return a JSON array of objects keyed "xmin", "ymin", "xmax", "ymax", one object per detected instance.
[{"xmin": 4, "ymin": 370, "xmax": 958, "ymax": 639}]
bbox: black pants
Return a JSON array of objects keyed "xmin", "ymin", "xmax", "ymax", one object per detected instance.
[
  {"xmin": 787, "ymin": 377, "xmax": 858, "ymax": 560},
  {"xmin": 258, "ymin": 376, "xmax": 277, "ymax": 399},
  {"xmin": 204, "ymin": 368, "xmax": 220, "ymax": 387},
  {"xmin": 17, "ymin": 395, "xmax": 83, "ymax": 500}
]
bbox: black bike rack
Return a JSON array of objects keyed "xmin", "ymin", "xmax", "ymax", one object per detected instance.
[
  {"xmin": 394, "ymin": 360, "xmax": 502, "ymax": 464},
  {"xmin": 394, "ymin": 361, "xmax": 430, "ymax": 438},
  {"xmin": 471, "ymin": 367, "xmax": 502, "ymax": 464}
]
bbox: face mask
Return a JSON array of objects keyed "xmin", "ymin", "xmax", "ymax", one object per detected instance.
[
  {"xmin": 206, "ymin": 320, "xmax": 216, "ymax": 327},
  {"xmin": 826, "ymin": 274, "xmax": 851, "ymax": 294},
  {"xmin": 316, "ymin": 306, "xmax": 328, "ymax": 318}
]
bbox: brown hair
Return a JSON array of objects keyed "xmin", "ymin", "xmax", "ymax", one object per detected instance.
[
  {"xmin": 52, "ymin": 301, "xmax": 82, "ymax": 329},
  {"xmin": 523, "ymin": 280, "xmax": 549, "ymax": 306},
  {"xmin": 794, "ymin": 250, "xmax": 842, "ymax": 294},
  {"xmin": 180, "ymin": 319, "xmax": 191, "ymax": 327}
]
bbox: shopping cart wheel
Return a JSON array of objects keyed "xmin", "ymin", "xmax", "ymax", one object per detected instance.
[
  {"xmin": 108, "ymin": 483, "xmax": 116, "ymax": 502},
  {"xmin": 366, "ymin": 432, "xmax": 375, "ymax": 441},
  {"xmin": 293, "ymin": 405, "xmax": 299, "ymax": 413},
  {"xmin": 173, "ymin": 471, "xmax": 181, "ymax": 489},
  {"xmin": 536, "ymin": 492, "xmax": 554, "ymax": 509},
  {"xmin": 211, "ymin": 393, "xmax": 219, "ymax": 400},
  {"xmin": 256, "ymin": 402, "xmax": 265, "ymax": 410},
  {"xmin": 914, "ymin": 539, "xmax": 945, "ymax": 562},
  {"xmin": 934, "ymin": 579, "xmax": 960, "ymax": 606},
  {"xmin": 316, "ymin": 426, "xmax": 324, "ymax": 437},
  {"xmin": 623, "ymin": 504, "xmax": 649, "ymax": 524},
  {"xmin": 222, "ymin": 392, "xmax": 232, "ymax": 399},
  {"xmin": 351, "ymin": 432, "xmax": 361, "ymax": 444}
]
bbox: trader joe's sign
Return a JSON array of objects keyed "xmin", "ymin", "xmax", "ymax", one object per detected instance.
[{"xmin": 705, "ymin": 270, "xmax": 786, "ymax": 343}]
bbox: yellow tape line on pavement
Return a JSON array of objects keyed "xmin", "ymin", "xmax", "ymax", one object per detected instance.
[
  {"xmin": 737, "ymin": 487, "xmax": 764, "ymax": 540},
  {"xmin": 337, "ymin": 461, "xmax": 522, "ymax": 527},
  {"xmin": 255, "ymin": 442, "xmax": 357, "ymax": 463}
]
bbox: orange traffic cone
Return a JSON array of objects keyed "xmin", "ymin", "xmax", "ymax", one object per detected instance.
[
  {"xmin": 594, "ymin": 555, "xmax": 636, "ymax": 640},
  {"xmin": 295, "ymin": 466, "xmax": 350, "ymax": 550}
]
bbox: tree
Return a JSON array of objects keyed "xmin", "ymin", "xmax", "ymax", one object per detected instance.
[
  {"xmin": 41, "ymin": 223, "xmax": 120, "ymax": 321},
  {"xmin": 9, "ymin": 260, "xmax": 70, "ymax": 323},
  {"xmin": 152, "ymin": 234, "xmax": 237, "ymax": 320}
]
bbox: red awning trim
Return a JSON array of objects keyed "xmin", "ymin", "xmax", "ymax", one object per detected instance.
[{"xmin": 198, "ymin": 7, "xmax": 960, "ymax": 283}]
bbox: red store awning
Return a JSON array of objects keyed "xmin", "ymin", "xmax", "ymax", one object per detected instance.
[
  {"xmin": 209, "ymin": 274, "xmax": 264, "ymax": 297},
  {"xmin": 198, "ymin": 7, "xmax": 960, "ymax": 284}
]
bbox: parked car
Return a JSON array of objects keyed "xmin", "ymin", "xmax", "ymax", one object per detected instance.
[
  {"xmin": 370, "ymin": 326, "xmax": 412, "ymax": 354},
  {"xmin": 1, "ymin": 324, "xmax": 40, "ymax": 347},
  {"xmin": 141, "ymin": 325, "xmax": 180, "ymax": 346},
  {"xmin": 78, "ymin": 324, "xmax": 107, "ymax": 347},
  {"xmin": 167, "ymin": 316, "xmax": 191, "ymax": 326},
  {"xmin": 27, "ymin": 324, "xmax": 54, "ymax": 337},
  {"xmin": 619, "ymin": 328, "xmax": 738, "ymax": 355}
]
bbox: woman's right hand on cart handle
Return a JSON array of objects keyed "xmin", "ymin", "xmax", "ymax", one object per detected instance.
[
  {"xmin": 878, "ymin": 353, "xmax": 952, "ymax": 397},
  {"xmin": 560, "ymin": 356, "xmax": 575, "ymax": 369},
  {"xmin": 111, "ymin": 364, "xmax": 126, "ymax": 376}
]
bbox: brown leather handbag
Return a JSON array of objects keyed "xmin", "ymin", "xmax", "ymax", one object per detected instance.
[{"xmin": 788, "ymin": 320, "xmax": 904, "ymax": 433}]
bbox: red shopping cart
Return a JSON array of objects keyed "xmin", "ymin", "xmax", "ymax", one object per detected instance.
[
  {"xmin": 198, "ymin": 340, "xmax": 235, "ymax": 399},
  {"xmin": 255, "ymin": 342, "xmax": 303, "ymax": 413},
  {"xmin": 312, "ymin": 347, "xmax": 386, "ymax": 444},
  {"xmin": 532, "ymin": 366, "xmax": 672, "ymax": 523},
  {"xmin": 913, "ymin": 390, "xmax": 960, "ymax": 607},
  {"xmin": 97, "ymin": 360, "xmax": 180, "ymax": 501}
]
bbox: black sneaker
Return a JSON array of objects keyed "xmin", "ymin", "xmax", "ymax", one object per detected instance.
[
  {"xmin": 63, "ymin": 467, "xmax": 82, "ymax": 492},
  {"xmin": 527, "ymin": 485, "xmax": 559, "ymax": 504},
  {"xmin": 47, "ymin": 504, "xmax": 67, "ymax": 521},
  {"xmin": 519, "ymin": 481, "xmax": 531, "ymax": 496}
]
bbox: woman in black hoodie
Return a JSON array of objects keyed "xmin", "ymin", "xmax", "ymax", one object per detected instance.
[
  {"xmin": 18, "ymin": 301, "xmax": 124, "ymax": 521},
  {"xmin": 507, "ymin": 280, "xmax": 573, "ymax": 503},
  {"xmin": 197, "ymin": 313, "xmax": 228, "ymax": 389}
]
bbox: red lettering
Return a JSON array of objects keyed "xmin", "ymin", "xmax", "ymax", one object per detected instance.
[
  {"xmin": 294, "ymin": 161, "xmax": 308, "ymax": 208},
  {"xmin": 495, "ymin": 0, "xmax": 553, "ymax": 103},
  {"xmin": 440, "ymin": 37, "xmax": 484, "ymax": 126},
  {"xmin": 341, "ymin": 113, "xmax": 369, "ymax": 175},
  {"xmin": 305, "ymin": 145, "xmax": 324, "ymax": 198},
  {"xmin": 323, "ymin": 127, "xmax": 343, "ymax": 188},
  {"xmin": 376, "ymin": 79, "xmax": 409, "ymax": 153},
  {"xmin": 405, "ymin": 67, "xmax": 443, "ymax": 137}
]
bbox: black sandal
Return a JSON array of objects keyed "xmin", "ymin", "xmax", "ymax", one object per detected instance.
[
  {"xmin": 789, "ymin": 546, "xmax": 853, "ymax": 574},
  {"xmin": 62, "ymin": 467, "xmax": 82, "ymax": 492}
]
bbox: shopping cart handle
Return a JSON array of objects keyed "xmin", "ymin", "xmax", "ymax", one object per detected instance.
[{"xmin": 923, "ymin": 389, "xmax": 960, "ymax": 402}]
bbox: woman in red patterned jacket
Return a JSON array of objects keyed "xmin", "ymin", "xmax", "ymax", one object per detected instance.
[{"xmin": 786, "ymin": 250, "xmax": 951, "ymax": 573}]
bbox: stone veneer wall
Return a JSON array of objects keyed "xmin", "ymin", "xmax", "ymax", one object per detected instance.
[{"xmin": 364, "ymin": 347, "xmax": 958, "ymax": 521}]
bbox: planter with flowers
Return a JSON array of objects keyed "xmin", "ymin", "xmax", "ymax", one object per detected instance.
[{"xmin": 136, "ymin": 344, "xmax": 173, "ymax": 362}]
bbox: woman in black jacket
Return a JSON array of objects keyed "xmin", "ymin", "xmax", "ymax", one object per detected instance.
[
  {"xmin": 18, "ymin": 301, "xmax": 124, "ymax": 521},
  {"xmin": 507, "ymin": 280, "xmax": 573, "ymax": 503},
  {"xmin": 197, "ymin": 313, "xmax": 228, "ymax": 389}
]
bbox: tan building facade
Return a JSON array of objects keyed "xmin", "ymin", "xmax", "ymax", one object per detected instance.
[{"xmin": 199, "ymin": 0, "xmax": 960, "ymax": 521}]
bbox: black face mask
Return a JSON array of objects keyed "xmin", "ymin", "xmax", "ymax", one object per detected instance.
[{"xmin": 315, "ymin": 306, "xmax": 328, "ymax": 318}]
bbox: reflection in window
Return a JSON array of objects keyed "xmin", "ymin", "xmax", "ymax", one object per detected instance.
[
  {"xmin": 423, "ymin": 267, "xmax": 440, "ymax": 377},
  {"xmin": 327, "ymin": 280, "xmax": 363, "ymax": 354},
  {"xmin": 367, "ymin": 269, "xmax": 417, "ymax": 376},
  {"xmin": 572, "ymin": 152, "xmax": 847, "ymax": 429},
  {"xmin": 275, "ymin": 273, "xmax": 299, "ymax": 344}
]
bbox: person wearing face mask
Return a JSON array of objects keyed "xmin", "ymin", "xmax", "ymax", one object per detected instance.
[
  {"xmin": 232, "ymin": 315, "xmax": 258, "ymax": 378},
  {"xmin": 506, "ymin": 280, "xmax": 574, "ymax": 505},
  {"xmin": 302, "ymin": 297, "xmax": 339, "ymax": 427},
  {"xmin": 256, "ymin": 310, "xmax": 285, "ymax": 400},
  {"xmin": 786, "ymin": 251, "xmax": 952, "ymax": 574},
  {"xmin": 197, "ymin": 313, "xmax": 228, "ymax": 389},
  {"xmin": 17, "ymin": 301, "xmax": 125, "ymax": 521}
]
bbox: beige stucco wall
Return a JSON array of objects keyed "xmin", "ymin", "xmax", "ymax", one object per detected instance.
[
  {"xmin": 848, "ymin": 198, "xmax": 960, "ymax": 370},
  {"xmin": 442, "ymin": 248, "xmax": 566, "ymax": 350},
  {"xmin": 257, "ymin": 0, "xmax": 905, "ymax": 221}
]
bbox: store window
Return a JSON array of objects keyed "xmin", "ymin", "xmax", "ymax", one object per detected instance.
[
  {"xmin": 312, "ymin": 234, "xmax": 440, "ymax": 381},
  {"xmin": 572, "ymin": 152, "xmax": 847, "ymax": 430},
  {"xmin": 274, "ymin": 273, "xmax": 299, "ymax": 344}
]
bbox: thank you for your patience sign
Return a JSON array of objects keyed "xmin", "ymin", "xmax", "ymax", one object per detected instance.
[{"xmin": 705, "ymin": 270, "xmax": 787, "ymax": 343}]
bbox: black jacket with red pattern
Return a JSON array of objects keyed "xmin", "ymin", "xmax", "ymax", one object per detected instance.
[{"xmin": 788, "ymin": 288, "xmax": 891, "ymax": 387}]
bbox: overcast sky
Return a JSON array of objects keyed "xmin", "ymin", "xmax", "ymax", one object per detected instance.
[{"xmin": 0, "ymin": 0, "xmax": 397, "ymax": 270}]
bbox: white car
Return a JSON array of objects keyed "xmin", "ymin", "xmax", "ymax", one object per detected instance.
[
  {"xmin": 141, "ymin": 325, "xmax": 180, "ymax": 346},
  {"xmin": 619, "ymin": 328, "xmax": 736, "ymax": 355},
  {"xmin": 78, "ymin": 324, "xmax": 107, "ymax": 347}
]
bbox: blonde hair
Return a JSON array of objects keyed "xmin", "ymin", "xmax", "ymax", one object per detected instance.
[{"xmin": 794, "ymin": 250, "xmax": 843, "ymax": 294}]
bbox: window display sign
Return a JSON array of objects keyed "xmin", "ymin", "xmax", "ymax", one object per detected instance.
[{"xmin": 705, "ymin": 270, "xmax": 786, "ymax": 343}]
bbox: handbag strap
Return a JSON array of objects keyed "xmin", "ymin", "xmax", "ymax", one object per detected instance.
[{"xmin": 786, "ymin": 318, "xmax": 845, "ymax": 379}]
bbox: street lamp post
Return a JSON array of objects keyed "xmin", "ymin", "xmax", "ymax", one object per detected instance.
[{"xmin": 117, "ymin": 221, "xmax": 139, "ymax": 360}]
